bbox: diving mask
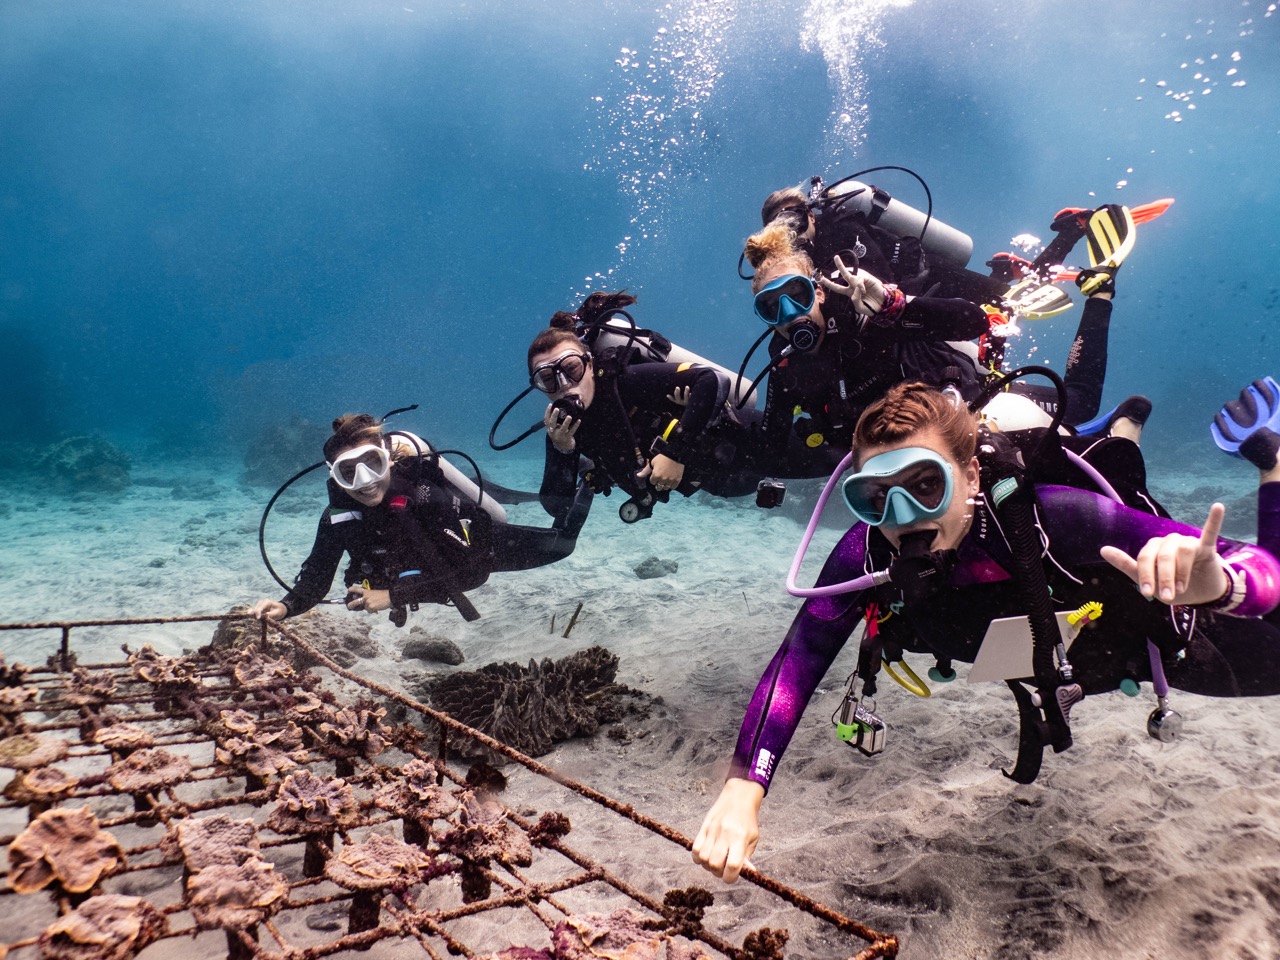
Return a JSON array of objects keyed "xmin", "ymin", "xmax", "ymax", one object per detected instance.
[
  {"xmin": 531, "ymin": 351, "xmax": 590, "ymax": 395},
  {"xmin": 329, "ymin": 443, "xmax": 391, "ymax": 492},
  {"xmin": 753, "ymin": 274, "xmax": 817, "ymax": 327},
  {"xmin": 842, "ymin": 447, "xmax": 954, "ymax": 527}
]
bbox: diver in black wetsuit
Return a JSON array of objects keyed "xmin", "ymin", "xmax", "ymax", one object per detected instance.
[
  {"xmin": 744, "ymin": 221, "xmax": 990, "ymax": 464},
  {"xmin": 529, "ymin": 293, "xmax": 767, "ymax": 524},
  {"xmin": 761, "ymin": 182, "xmax": 1147, "ymax": 433},
  {"xmin": 250, "ymin": 414, "xmax": 589, "ymax": 624}
]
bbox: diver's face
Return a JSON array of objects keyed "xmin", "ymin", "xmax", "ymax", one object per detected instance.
[
  {"xmin": 332, "ymin": 443, "xmax": 393, "ymax": 507},
  {"xmin": 756, "ymin": 263, "xmax": 826, "ymax": 348},
  {"xmin": 854, "ymin": 425, "xmax": 980, "ymax": 552},
  {"xmin": 530, "ymin": 346, "xmax": 596, "ymax": 410}
]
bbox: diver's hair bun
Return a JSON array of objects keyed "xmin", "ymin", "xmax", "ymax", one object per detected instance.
[
  {"xmin": 324, "ymin": 413, "xmax": 383, "ymax": 462},
  {"xmin": 548, "ymin": 311, "xmax": 577, "ymax": 331},
  {"xmin": 744, "ymin": 222, "xmax": 800, "ymax": 269}
]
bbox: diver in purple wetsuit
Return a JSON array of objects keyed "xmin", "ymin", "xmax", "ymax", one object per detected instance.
[{"xmin": 693, "ymin": 379, "xmax": 1280, "ymax": 884}]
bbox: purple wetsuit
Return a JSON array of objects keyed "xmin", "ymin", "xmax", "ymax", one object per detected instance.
[{"xmin": 731, "ymin": 483, "xmax": 1280, "ymax": 792}]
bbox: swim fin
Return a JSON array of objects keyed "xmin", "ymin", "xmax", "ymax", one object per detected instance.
[
  {"xmin": 1077, "ymin": 204, "xmax": 1136, "ymax": 296},
  {"xmin": 1085, "ymin": 204, "xmax": 1136, "ymax": 269},
  {"xmin": 1130, "ymin": 197, "xmax": 1174, "ymax": 225},
  {"xmin": 1003, "ymin": 275, "xmax": 1074, "ymax": 319}
]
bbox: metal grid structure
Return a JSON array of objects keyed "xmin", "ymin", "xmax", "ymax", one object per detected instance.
[{"xmin": 0, "ymin": 615, "xmax": 899, "ymax": 960}]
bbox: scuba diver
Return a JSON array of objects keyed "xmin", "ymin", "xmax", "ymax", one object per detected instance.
[
  {"xmin": 757, "ymin": 172, "xmax": 1170, "ymax": 435},
  {"xmin": 744, "ymin": 219, "xmax": 990, "ymax": 465},
  {"xmin": 693, "ymin": 378, "xmax": 1280, "ymax": 883},
  {"xmin": 250, "ymin": 413, "xmax": 591, "ymax": 624},
  {"xmin": 528, "ymin": 292, "xmax": 776, "ymax": 524}
]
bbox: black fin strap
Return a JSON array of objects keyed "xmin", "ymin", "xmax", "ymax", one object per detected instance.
[{"xmin": 1003, "ymin": 680, "xmax": 1047, "ymax": 784}]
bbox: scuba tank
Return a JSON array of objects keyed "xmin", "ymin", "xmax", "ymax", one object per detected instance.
[
  {"xmin": 588, "ymin": 317, "xmax": 758, "ymax": 409},
  {"xmin": 815, "ymin": 177, "xmax": 974, "ymax": 272}
]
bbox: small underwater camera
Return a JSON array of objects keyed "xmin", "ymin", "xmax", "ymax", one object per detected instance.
[
  {"xmin": 756, "ymin": 479, "xmax": 787, "ymax": 509},
  {"xmin": 836, "ymin": 696, "xmax": 887, "ymax": 756}
]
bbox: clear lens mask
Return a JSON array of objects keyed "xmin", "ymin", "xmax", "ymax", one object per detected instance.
[
  {"xmin": 841, "ymin": 447, "xmax": 954, "ymax": 527},
  {"xmin": 531, "ymin": 351, "xmax": 589, "ymax": 395},
  {"xmin": 329, "ymin": 443, "xmax": 391, "ymax": 491},
  {"xmin": 753, "ymin": 274, "xmax": 817, "ymax": 327}
]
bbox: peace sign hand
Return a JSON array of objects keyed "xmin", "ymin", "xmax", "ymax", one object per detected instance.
[{"xmin": 1100, "ymin": 503, "xmax": 1230, "ymax": 606}]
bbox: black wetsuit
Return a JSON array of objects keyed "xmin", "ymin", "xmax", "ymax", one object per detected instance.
[
  {"xmin": 539, "ymin": 360, "xmax": 762, "ymax": 520},
  {"xmin": 283, "ymin": 461, "xmax": 587, "ymax": 617},
  {"xmin": 756, "ymin": 296, "xmax": 990, "ymax": 463}
]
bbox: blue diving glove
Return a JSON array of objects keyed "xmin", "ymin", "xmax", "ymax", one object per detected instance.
[{"xmin": 1212, "ymin": 376, "xmax": 1280, "ymax": 470}]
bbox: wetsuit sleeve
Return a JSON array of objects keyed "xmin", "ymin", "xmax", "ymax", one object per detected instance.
[
  {"xmin": 866, "ymin": 296, "xmax": 988, "ymax": 341},
  {"xmin": 279, "ymin": 511, "xmax": 348, "ymax": 617},
  {"xmin": 728, "ymin": 526, "xmax": 873, "ymax": 793},
  {"xmin": 1037, "ymin": 484, "xmax": 1280, "ymax": 618},
  {"xmin": 539, "ymin": 437, "xmax": 581, "ymax": 522},
  {"xmin": 618, "ymin": 362, "xmax": 723, "ymax": 461}
]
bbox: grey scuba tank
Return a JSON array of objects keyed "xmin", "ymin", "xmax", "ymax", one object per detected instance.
[{"xmin": 819, "ymin": 179, "xmax": 974, "ymax": 271}]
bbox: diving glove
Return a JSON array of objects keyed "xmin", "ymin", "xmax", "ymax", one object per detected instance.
[{"xmin": 1212, "ymin": 376, "xmax": 1280, "ymax": 471}]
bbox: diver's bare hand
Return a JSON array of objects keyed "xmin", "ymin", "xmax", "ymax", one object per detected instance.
[
  {"xmin": 692, "ymin": 778, "xmax": 764, "ymax": 884},
  {"xmin": 637, "ymin": 454, "xmax": 685, "ymax": 492},
  {"xmin": 1101, "ymin": 503, "xmax": 1230, "ymax": 605},
  {"xmin": 667, "ymin": 386, "xmax": 691, "ymax": 407},
  {"xmin": 819, "ymin": 254, "xmax": 886, "ymax": 316},
  {"xmin": 250, "ymin": 599, "xmax": 287, "ymax": 621},
  {"xmin": 544, "ymin": 404, "xmax": 581, "ymax": 454},
  {"xmin": 345, "ymin": 586, "xmax": 392, "ymax": 614}
]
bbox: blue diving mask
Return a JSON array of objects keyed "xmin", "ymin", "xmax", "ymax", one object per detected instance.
[
  {"xmin": 841, "ymin": 447, "xmax": 954, "ymax": 527},
  {"xmin": 753, "ymin": 274, "xmax": 817, "ymax": 327}
]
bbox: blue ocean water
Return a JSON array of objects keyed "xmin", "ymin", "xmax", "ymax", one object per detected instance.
[{"xmin": 2, "ymin": 0, "xmax": 1275, "ymax": 463}]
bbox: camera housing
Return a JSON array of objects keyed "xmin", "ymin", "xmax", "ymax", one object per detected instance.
[{"xmin": 756, "ymin": 479, "xmax": 787, "ymax": 509}]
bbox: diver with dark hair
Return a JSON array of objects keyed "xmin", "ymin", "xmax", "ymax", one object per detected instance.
[
  {"xmin": 529, "ymin": 292, "xmax": 769, "ymax": 524},
  {"xmin": 693, "ymin": 379, "xmax": 1280, "ymax": 883},
  {"xmin": 250, "ymin": 413, "xmax": 590, "ymax": 624}
]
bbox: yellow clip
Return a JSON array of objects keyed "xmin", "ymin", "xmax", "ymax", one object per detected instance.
[
  {"xmin": 884, "ymin": 659, "xmax": 931, "ymax": 698},
  {"xmin": 661, "ymin": 419, "xmax": 680, "ymax": 441},
  {"xmin": 1067, "ymin": 601, "xmax": 1103, "ymax": 627}
]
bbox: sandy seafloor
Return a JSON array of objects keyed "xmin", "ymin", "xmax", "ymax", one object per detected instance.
[{"xmin": 1, "ymin": 442, "xmax": 1278, "ymax": 960}]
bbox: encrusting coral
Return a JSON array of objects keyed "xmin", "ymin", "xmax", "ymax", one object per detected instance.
[
  {"xmin": 8, "ymin": 806, "xmax": 125, "ymax": 895},
  {"xmin": 187, "ymin": 857, "xmax": 289, "ymax": 930},
  {"xmin": 36, "ymin": 894, "xmax": 167, "ymax": 960},
  {"xmin": 162, "ymin": 814, "xmax": 261, "ymax": 872},
  {"xmin": 106, "ymin": 748, "xmax": 194, "ymax": 794}
]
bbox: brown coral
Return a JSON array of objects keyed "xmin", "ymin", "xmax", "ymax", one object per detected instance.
[
  {"xmin": 441, "ymin": 791, "xmax": 533, "ymax": 868},
  {"xmin": 216, "ymin": 721, "xmax": 304, "ymax": 780},
  {"xmin": 264, "ymin": 769, "xmax": 356, "ymax": 834},
  {"xmin": 0, "ymin": 733, "xmax": 70, "ymax": 771},
  {"xmin": 127, "ymin": 645, "xmax": 200, "ymax": 686},
  {"xmin": 106, "ymin": 747, "xmax": 193, "ymax": 793},
  {"xmin": 324, "ymin": 833, "xmax": 434, "ymax": 891},
  {"xmin": 92, "ymin": 724, "xmax": 155, "ymax": 756},
  {"xmin": 62, "ymin": 668, "xmax": 117, "ymax": 708},
  {"xmin": 36, "ymin": 894, "xmax": 167, "ymax": 960},
  {"xmin": 219, "ymin": 708, "xmax": 258, "ymax": 734},
  {"xmin": 162, "ymin": 814, "xmax": 260, "ymax": 872},
  {"xmin": 187, "ymin": 857, "xmax": 288, "ymax": 930},
  {"xmin": 372, "ymin": 758, "xmax": 460, "ymax": 822},
  {"xmin": 316, "ymin": 702, "xmax": 389, "ymax": 759},
  {"xmin": 4, "ymin": 766, "xmax": 78, "ymax": 809},
  {"xmin": 550, "ymin": 909, "xmax": 715, "ymax": 960},
  {"xmin": 233, "ymin": 655, "xmax": 297, "ymax": 688},
  {"xmin": 8, "ymin": 806, "xmax": 125, "ymax": 895}
]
